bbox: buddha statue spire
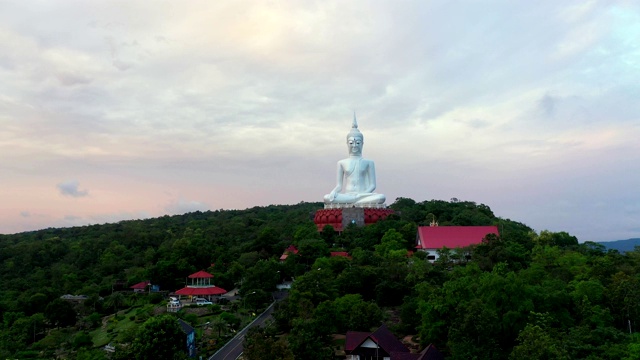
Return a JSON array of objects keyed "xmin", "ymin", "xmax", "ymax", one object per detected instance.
[{"xmin": 348, "ymin": 112, "xmax": 363, "ymax": 141}]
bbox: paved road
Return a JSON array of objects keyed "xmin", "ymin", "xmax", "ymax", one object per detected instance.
[{"xmin": 208, "ymin": 291, "xmax": 286, "ymax": 360}]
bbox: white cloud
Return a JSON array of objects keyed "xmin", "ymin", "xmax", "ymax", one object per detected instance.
[
  {"xmin": 0, "ymin": 1, "xmax": 639, "ymax": 241},
  {"xmin": 165, "ymin": 198, "xmax": 211, "ymax": 215},
  {"xmin": 57, "ymin": 180, "xmax": 89, "ymax": 198}
]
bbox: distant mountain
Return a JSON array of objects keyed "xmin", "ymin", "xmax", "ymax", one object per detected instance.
[{"xmin": 597, "ymin": 238, "xmax": 640, "ymax": 252}]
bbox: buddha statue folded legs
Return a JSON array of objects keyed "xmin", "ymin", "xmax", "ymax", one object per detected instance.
[{"xmin": 323, "ymin": 192, "xmax": 386, "ymax": 206}]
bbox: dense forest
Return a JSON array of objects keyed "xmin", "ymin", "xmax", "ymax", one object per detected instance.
[{"xmin": 1, "ymin": 198, "xmax": 640, "ymax": 359}]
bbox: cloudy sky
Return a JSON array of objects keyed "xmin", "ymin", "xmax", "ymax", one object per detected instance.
[{"xmin": 1, "ymin": 1, "xmax": 639, "ymax": 242}]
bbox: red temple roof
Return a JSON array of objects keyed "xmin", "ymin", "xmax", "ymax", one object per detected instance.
[
  {"xmin": 284, "ymin": 245, "xmax": 299, "ymax": 254},
  {"xmin": 416, "ymin": 226, "xmax": 499, "ymax": 249},
  {"xmin": 280, "ymin": 245, "xmax": 299, "ymax": 261}
]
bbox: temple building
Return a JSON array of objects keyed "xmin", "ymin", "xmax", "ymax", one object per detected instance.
[
  {"xmin": 173, "ymin": 270, "xmax": 227, "ymax": 301},
  {"xmin": 415, "ymin": 225, "xmax": 499, "ymax": 262}
]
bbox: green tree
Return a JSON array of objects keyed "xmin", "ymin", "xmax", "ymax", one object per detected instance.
[
  {"xmin": 44, "ymin": 298, "xmax": 77, "ymax": 328},
  {"xmin": 297, "ymin": 239, "xmax": 330, "ymax": 264},
  {"xmin": 623, "ymin": 334, "xmax": 640, "ymax": 360},
  {"xmin": 27, "ymin": 293, "xmax": 48, "ymax": 314},
  {"xmin": 220, "ymin": 312, "xmax": 241, "ymax": 330},
  {"xmin": 288, "ymin": 318, "xmax": 333, "ymax": 360},
  {"xmin": 104, "ymin": 292, "xmax": 127, "ymax": 314},
  {"xmin": 535, "ymin": 230, "xmax": 578, "ymax": 248},
  {"xmin": 336, "ymin": 264, "xmax": 378, "ymax": 301},
  {"xmin": 211, "ymin": 317, "xmax": 226, "ymax": 338},
  {"xmin": 510, "ymin": 324, "xmax": 569, "ymax": 360},
  {"xmin": 5, "ymin": 317, "xmax": 32, "ymax": 352},
  {"xmin": 75, "ymin": 348, "xmax": 108, "ymax": 360},
  {"xmin": 250, "ymin": 226, "xmax": 279, "ymax": 255},
  {"xmin": 333, "ymin": 294, "xmax": 382, "ymax": 332},
  {"xmin": 73, "ymin": 331, "xmax": 93, "ymax": 349},
  {"xmin": 240, "ymin": 259, "xmax": 280, "ymax": 295},
  {"xmin": 320, "ymin": 225, "xmax": 337, "ymax": 246},
  {"xmin": 290, "ymin": 268, "xmax": 337, "ymax": 305},
  {"xmin": 374, "ymin": 229, "xmax": 405, "ymax": 257},
  {"xmin": 129, "ymin": 315, "xmax": 186, "ymax": 360},
  {"xmin": 243, "ymin": 326, "xmax": 293, "ymax": 360},
  {"xmin": 607, "ymin": 271, "xmax": 640, "ymax": 331},
  {"xmin": 294, "ymin": 223, "xmax": 322, "ymax": 242}
]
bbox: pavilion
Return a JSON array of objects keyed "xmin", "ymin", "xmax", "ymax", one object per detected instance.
[{"xmin": 174, "ymin": 270, "xmax": 227, "ymax": 302}]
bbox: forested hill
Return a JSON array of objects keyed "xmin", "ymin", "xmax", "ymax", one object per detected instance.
[
  {"xmin": 2, "ymin": 198, "xmax": 640, "ymax": 359},
  {"xmin": 598, "ymin": 238, "xmax": 640, "ymax": 252},
  {"xmin": 0, "ymin": 201, "xmax": 323, "ymax": 298}
]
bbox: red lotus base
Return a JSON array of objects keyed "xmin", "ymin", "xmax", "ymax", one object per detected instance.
[{"xmin": 314, "ymin": 208, "xmax": 395, "ymax": 231}]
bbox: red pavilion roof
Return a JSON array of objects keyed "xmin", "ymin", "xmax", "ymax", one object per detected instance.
[
  {"xmin": 174, "ymin": 286, "xmax": 227, "ymax": 296},
  {"xmin": 188, "ymin": 270, "xmax": 214, "ymax": 279}
]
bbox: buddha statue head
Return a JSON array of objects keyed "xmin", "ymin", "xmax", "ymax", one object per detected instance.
[{"xmin": 347, "ymin": 115, "xmax": 363, "ymax": 156}]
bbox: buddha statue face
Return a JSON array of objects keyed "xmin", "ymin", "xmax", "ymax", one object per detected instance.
[{"xmin": 347, "ymin": 136, "xmax": 363, "ymax": 156}]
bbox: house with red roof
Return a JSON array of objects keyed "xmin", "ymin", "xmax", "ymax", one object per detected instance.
[
  {"xmin": 130, "ymin": 280, "xmax": 151, "ymax": 293},
  {"xmin": 174, "ymin": 270, "xmax": 227, "ymax": 302},
  {"xmin": 279, "ymin": 245, "xmax": 300, "ymax": 262},
  {"xmin": 415, "ymin": 225, "xmax": 499, "ymax": 262},
  {"xmin": 345, "ymin": 324, "xmax": 444, "ymax": 360},
  {"xmin": 330, "ymin": 251, "xmax": 352, "ymax": 259}
]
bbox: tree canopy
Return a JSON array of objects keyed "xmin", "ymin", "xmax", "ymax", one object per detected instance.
[{"xmin": 2, "ymin": 199, "xmax": 640, "ymax": 359}]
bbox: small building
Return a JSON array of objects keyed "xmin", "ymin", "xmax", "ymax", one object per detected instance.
[
  {"xmin": 279, "ymin": 245, "xmax": 299, "ymax": 262},
  {"xmin": 330, "ymin": 251, "xmax": 352, "ymax": 259},
  {"xmin": 345, "ymin": 324, "xmax": 444, "ymax": 360},
  {"xmin": 178, "ymin": 319, "xmax": 196, "ymax": 358},
  {"xmin": 393, "ymin": 344, "xmax": 445, "ymax": 360},
  {"xmin": 174, "ymin": 270, "xmax": 227, "ymax": 302},
  {"xmin": 345, "ymin": 324, "xmax": 411, "ymax": 360},
  {"xmin": 130, "ymin": 280, "xmax": 151, "ymax": 293},
  {"xmin": 415, "ymin": 225, "xmax": 499, "ymax": 262},
  {"xmin": 60, "ymin": 294, "xmax": 88, "ymax": 302}
]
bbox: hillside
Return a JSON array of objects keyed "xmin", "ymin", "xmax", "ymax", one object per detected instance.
[
  {"xmin": 598, "ymin": 238, "xmax": 640, "ymax": 252},
  {"xmin": 1, "ymin": 198, "xmax": 640, "ymax": 360}
]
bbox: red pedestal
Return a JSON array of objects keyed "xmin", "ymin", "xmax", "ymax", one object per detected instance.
[
  {"xmin": 314, "ymin": 208, "xmax": 394, "ymax": 231},
  {"xmin": 314, "ymin": 209, "xmax": 343, "ymax": 231},
  {"xmin": 364, "ymin": 208, "xmax": 395, "ymax": 225}
]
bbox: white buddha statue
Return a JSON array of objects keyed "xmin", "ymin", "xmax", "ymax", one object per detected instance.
[{"xmin": 324, "ymin": 116, "xmax": 386, "ymax": 207}]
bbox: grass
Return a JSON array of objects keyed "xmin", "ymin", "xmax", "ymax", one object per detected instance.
[
  {"xmin": 90, "ymin": 308, "xmax": 142, "ymax": 347},
  {"xmin": 90, "ymin": 328, "xmax": 111, "ymax": 348}
]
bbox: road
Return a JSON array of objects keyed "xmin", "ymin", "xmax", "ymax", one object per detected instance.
[{"xmin": 208, "ymin": 291, "xmax": 286, "ymax": 360}]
